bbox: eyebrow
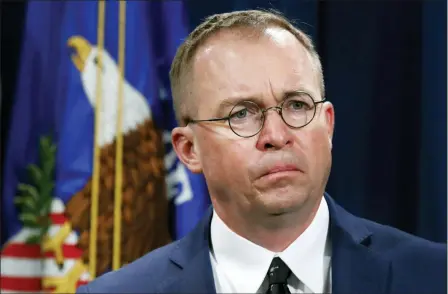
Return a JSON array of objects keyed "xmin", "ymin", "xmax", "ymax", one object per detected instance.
[
  {"xmin": 215, "ymin": 88, "xmax": 313, "ymax": 116},
  {"xmin": 214, "ymin": 96, "xmax": 262, "ymax": 117}
]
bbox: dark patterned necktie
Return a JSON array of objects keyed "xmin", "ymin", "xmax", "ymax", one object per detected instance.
[{"xmin": 266, "ymin": 257, "xmax": 292, "ymax": 294}]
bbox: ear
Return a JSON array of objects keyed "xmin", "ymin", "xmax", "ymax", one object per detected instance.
[
  {"xmin": 323, "ymin": 102, "xmax": 335, "ymax": 147},
  {"xmin": 171, "ymin": 126, "xmax": 203, "ymax": 173}
]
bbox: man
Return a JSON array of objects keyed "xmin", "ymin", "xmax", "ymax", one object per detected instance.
[{"xmin": 77, "ymin": 10, "xmax": 446, "ymax": 294}]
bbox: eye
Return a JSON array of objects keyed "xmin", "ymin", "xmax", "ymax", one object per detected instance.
[
  {"xmin": 229, "ymin": 101, "xmax": 261, "ymax": 125},
  {"xmin": 231, "ymin": 108, "xmax": 248, "ymax": 119},
  {"xmin": 285, "ymin": 99, "xmax": 308, "ymax": 111},
  {"xmin": 289, "ymin": 100, "xmax": 305, "ymax": 110},
  {"xmin": 93, "ymin": 57, "xmax": 99, "ymax": 64},
  {"xmin": 284, "ymin": 93, "xmax": 314, "ymax": 111}
]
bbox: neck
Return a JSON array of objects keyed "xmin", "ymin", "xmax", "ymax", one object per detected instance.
[{"xmin": 212, "ymin": 197, "xmax": 321, "ymax": 252}]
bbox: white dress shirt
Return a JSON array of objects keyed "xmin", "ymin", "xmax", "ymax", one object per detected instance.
[{"xmin": 209, "ymin": 197, "xmax": 332, "ymax": 293}]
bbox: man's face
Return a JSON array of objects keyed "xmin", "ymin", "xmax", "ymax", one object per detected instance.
[{"xmin": 173, "ymin": 27, "xmax": 334, "ymax": 217}]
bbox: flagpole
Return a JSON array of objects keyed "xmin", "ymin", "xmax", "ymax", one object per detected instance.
[
  {"xmin": 113, "ymin": 0, "xmax": 126, "ymax": 271},
  {"xmin": 90, "ymin": 0, "xmax": 106, "ymax": 279}
]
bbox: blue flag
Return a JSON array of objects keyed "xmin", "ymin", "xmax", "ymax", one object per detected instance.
[{"xmin": 1, "ymin": 1, "xmax": 209, "ymax": 292}]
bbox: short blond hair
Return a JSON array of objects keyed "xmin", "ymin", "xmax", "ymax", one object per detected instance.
[{"xmin": 169, "ymin": 9, "xmax": 324, "ymax": 126}]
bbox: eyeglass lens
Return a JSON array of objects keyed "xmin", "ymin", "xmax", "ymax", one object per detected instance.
[{"xmin": 228, "ymin": 93, "xmax": 316, "ymax": 137}]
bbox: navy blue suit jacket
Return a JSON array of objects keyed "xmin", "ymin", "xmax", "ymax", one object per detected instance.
[{"xmin": 77, "ymin": 194, "xmax": 447, "ymax": 293}]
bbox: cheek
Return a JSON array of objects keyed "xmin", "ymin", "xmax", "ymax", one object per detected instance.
[
  {"xmin": 301, "ymin": 128, "xmax": 331, "ymax": 172},
  {"xmin": 199, "ymin": 137, "xmax": 251, "ymax": 183}
]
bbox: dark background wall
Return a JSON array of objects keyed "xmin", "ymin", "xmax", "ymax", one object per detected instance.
[{"xmin": 1, "ymin": 0, "xmax": 446, "ymax": 242}]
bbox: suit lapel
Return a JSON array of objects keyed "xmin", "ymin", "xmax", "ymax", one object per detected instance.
[
  {"xmin": 159, "ymin": 207, "xmax": 216, "ymax": 294},
  {"xmin": 160, "ymin": 194, "xmax": 392, "ymax": 294},
  {"xmin": 162, "ymin": 247, "xmax": 216, "ymax": 294},
  {"xmin": 326, "ymin": 194, "xmax": 391, "ymax": 294}
]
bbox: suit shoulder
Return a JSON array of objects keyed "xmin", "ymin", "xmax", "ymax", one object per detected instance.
[
  {"xmin": 356, "ymin": 218, "xmax": 446, "ymax": 292},
  {"xmin": 359, "ymin": 217, "xmax": 446, "ymax": 264},
  {"xmin": 76, "ymin": 241, "xmax": 180, "ymax": 293}
]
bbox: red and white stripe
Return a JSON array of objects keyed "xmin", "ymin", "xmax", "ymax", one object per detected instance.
[{"xmin": 1, "ymin": 198, "xmax": 91, "ymax": 293}]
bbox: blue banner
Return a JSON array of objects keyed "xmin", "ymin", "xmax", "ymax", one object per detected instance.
[{"xmin": 1, "ymin": 1, "xmax": 209, "ymax": 291}]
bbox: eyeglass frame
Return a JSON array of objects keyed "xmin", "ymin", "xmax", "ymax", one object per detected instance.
[{"xmin": 185, "ymin": 91, "xmax": 327, "ymax": 138}]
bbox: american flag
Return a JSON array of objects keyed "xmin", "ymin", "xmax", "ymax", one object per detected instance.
[{"xmin": 1, "ymin": 198, "xmax": 90, "ymax": 293}]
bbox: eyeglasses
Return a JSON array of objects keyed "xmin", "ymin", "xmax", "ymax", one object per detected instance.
[{"xmin": 186, "ymin": 91, "xmax": 326, "ymax": 138}]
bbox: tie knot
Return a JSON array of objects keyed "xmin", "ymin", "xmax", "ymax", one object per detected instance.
[{"xmin": 267, "ymin": 257, "xmax": 291, "ymax": 285}]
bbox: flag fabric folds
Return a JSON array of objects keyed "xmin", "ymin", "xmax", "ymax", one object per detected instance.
[{"xmin": 1, "ymin": 1, "xmax": 209, "ymax": 293}]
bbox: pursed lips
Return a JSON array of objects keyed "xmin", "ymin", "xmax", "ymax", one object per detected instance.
[{"xmin": 261, "ymin": 164, "xmax": 301, "ymax": 178}]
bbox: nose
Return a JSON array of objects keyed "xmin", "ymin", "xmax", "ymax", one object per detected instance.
[{"xmin": 256, "ymin": 108, "xmax": 293, "ymax": 151}]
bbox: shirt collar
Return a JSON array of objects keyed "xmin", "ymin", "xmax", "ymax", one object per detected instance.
[
  {"xmin": 210, "ymin": 197, "xmax": 330, "ymax": 293},
  {"xmin": 279, "ymin": 197, "xmax": 331, "ymax": 293}
]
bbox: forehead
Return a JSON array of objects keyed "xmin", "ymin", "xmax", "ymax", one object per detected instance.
[{"xmin": 189, "ymin": 27, "xmax": 319, "ymax": 109}]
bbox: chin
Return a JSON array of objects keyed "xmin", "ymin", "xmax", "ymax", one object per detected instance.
[{"xmin": 256, "ymin": 188, "xmax": 309, "ymax": 215}]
